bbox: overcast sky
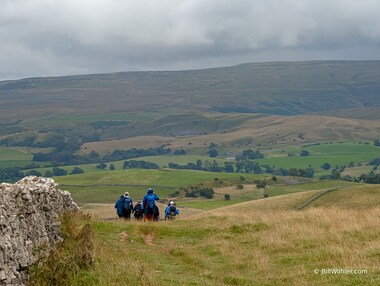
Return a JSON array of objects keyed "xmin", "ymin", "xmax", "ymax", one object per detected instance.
[{"xmin": 1, "ymin": 0, "xmax": 380, "ymax": 80}]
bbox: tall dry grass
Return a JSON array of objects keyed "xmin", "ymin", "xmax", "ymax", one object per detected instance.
[
  {"xmin": 188, "ymin": 206, "xmax": 380, "ymax": 285},
  {"xmin": 29, "ymin": 189, "xmax": 380, "ymax": 285}
]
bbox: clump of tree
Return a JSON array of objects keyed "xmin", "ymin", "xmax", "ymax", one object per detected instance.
[
  {"xmin": 369, "ymin": 158, "xmax": 380, "ymax": 166},
  {"xmin": 0, "ymin": 167, "xmax": 25, "ymax": 183},
  {"xmin": 321, "ymin": 163, "xmax": 331, "ymax": 170},
  {"xmin": 199, "ymin": 188, "xmax": 215, "ymax": 199},
  {"xmin": 236, "ymin": 149, "xmax": 264, "ymax": 160},
  {"xmin": 104, "ymin": 146, "xmax": 171, "ymax": 162},
  {"xmin": 235, "ymin": 160, "xmax": 263, "ymax": 174},
  {"xmin": 356, "ymin": 172, "xmax": 380, "ymax": 184},
  {"xmin": 96, "ymin": 163, "xmax": 107, "ymax": 169},
  {"xmin": 288, "ymin": 168, "xmax": 315, "ymax": 178},
  {"xmin": 168, "ymin": 160, "xmax": 225, "ymax": 172},
  {"xmin": 25, "ymin": 170, "xmax": 42, "ymax": 177},
  {"xmin": 300, "ymin": 150, "xmax": 310, "ymax": 156},
  {"xmin": 374, "ymin": 139, "xmax": 380, "ymax": 147},
  {"xmin": 173, "ymin": 148, "xmax": 186, "ymax": 155},
  {"xmin": 52, "ymin": 167, "xmax": 68, "ymax": 176},
  {"xmin": 207, "ymin": 148, "xmax": 218, "ymax": 158},
  {"xmin": 319, "ymin": 168, "xmax": 341, "ymax": 180},
  {"xmin": 70, "ymin": 167, "xmax": 84, "ymax": 175},
  {"xmin": 184, "ymin": 186, "xmax": 215, "ymax": 199},
  {"xmin": 123, "ymin": 160, "xmax": 159, "ymax": 169}
]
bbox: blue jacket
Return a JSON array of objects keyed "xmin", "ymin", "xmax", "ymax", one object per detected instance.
[
  {"xmin": 114, "ymin": 195, "xmax": 125, "ymax": 216},
  {"xmin": 165, "ymin": 205, "xmax": 180, "ymax": 218},
  {"xmin": 142, "ymin": 188, "xmax": 159, "ymax": 210}
]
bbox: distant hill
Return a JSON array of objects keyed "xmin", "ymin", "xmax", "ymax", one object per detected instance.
[
  {"xmin": 81, "ymin": 114, "xmax": 380, "ymax": 153},
  {"xmin": 1, "ymin": 61, "xmax": 379, "ymax": 121}
]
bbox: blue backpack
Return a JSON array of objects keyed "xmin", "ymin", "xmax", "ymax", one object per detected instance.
[
  {"xmin": 146, "ymin": 195, "xmax": 156, "ymax": 209},
  {"xmin": 123, "ymin": 197, "xmax": 132, "ymax": 210}
]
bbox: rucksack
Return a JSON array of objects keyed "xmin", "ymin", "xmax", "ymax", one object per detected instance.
[
  {"xmin": 123, "ymin": 197, "xmax": 132, "ymax": 210},
  {"xmin": 134, "ymin": 204, "xmax": 142, "ymax": 215},
  {"xmin": 146, "ymin": 195, "xmax": 156, "ymax": 209},
  {"xmin": 169, "ymin": 206, "xmax": 177, "ymax": 216}
]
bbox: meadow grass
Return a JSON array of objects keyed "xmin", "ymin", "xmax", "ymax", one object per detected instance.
[
  {"xmin": 48, "ymin": 185, "xmax": 380, "ymax": 286},
  {"xmin": 304, "ymin": 185, "xmax": 380, "ymax": 209}
]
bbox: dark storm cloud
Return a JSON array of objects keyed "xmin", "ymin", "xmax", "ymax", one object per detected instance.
[{"xmin": 1, "ymin": 0, "xmax": 379, "ymax": 80}]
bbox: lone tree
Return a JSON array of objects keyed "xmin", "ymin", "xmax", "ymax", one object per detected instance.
[
  {"xmin": 255, "ymin": 179, "xmax": 268, "ymax": 198},
  {"xmin": 208, "ymin": 148, "xmax": 218, "ymax": 158},
  {"xmin": 322, "ymin": 162, "xmax": 331, "ymax": 170}
]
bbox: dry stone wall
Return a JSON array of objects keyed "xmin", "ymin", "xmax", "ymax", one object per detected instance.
[{"xmin": 0, "ymin": 176, "xmax": 79, "ymax": 286}]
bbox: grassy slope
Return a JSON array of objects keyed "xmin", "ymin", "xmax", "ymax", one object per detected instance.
[
  {"xmin": 72, "ymin": 184, "xmax": 380, "ymax": 286},
  {"xmin": 56, "ymin": 169, "xmax": 261, "ymax": 204}
]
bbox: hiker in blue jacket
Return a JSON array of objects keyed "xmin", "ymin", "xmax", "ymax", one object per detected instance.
[
  {"xmin": 142, "ymin": 188, "xmax": 159, "ymax": 221},
  {"xmin": 123, "ymin": 192, "xmax": 133, "ymax": 220},
  {"xmin": 114, "ymin": 194, "xmax": 125, "ymax": 218},
  {"xmin": 165, "ymin": 201, "xmax": 179, "ymax": 220}
]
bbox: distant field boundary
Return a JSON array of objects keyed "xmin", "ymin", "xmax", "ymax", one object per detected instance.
[
  {"xmin": 295, "ymin": 188, "xmax": 338, "ymax": 211},
  {"xmin": 60, "ymin": 183, "xmax": 177, "ymax": 190}
]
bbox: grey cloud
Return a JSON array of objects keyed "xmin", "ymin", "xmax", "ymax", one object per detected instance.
[{"xmin": 1, "ymin": 0, "xmax": 380, "ymax": 80}]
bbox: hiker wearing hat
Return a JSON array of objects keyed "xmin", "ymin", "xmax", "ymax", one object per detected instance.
[
  {"xmin": 165, "ymin": 201, "xmax": 179, "ymax": 220},
  {"xmin": 132, "ymin": 200, "xmax": 144, "ymax": 220},
  {"xmin": 142, "ymin": 188, "xmax": 159, "ymax": 222},
  {"xmin": 123, "ymin": 192, "xmax": 133, "ymax": 220}
]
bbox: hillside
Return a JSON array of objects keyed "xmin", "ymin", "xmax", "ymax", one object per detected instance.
[
  {"xmin": 1, "ymin": 61, "xmax": 380, "ymax": 122},
  {"xmin": 1, "ymin": 61, "xmax": 379, "ymax": 186},
  {"xmin": 81, "ymin": 114, "xmax": 380, "ymax": 152},
  {"xmin": 32, "ymin": 185, "xmax": 380, "ymax": 285}
]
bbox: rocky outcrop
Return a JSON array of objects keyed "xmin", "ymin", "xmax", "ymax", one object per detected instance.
[{"xmin": 0, "ymin": 176, "xmax": 78, "ymax": 286}]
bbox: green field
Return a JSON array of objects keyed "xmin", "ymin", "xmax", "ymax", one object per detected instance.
[
  {"xmin": 258, "ymin": 142, "xmax": 380, "ymax": 169},
  {"xmin": 56, "ymin": 169, "xmax": 261, "ymax": 204},
  {"xmin": 15, "ymin": 141, "xmax": 380, "ymax": 184},
  {"xmin": 0, "ymin": 148, "xmax": 33, "ymax": 168}
]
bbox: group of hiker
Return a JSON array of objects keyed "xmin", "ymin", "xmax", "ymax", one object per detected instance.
[{"xmin": 114, "ymin": 188, "xmax": 180, "ymax": 221}]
